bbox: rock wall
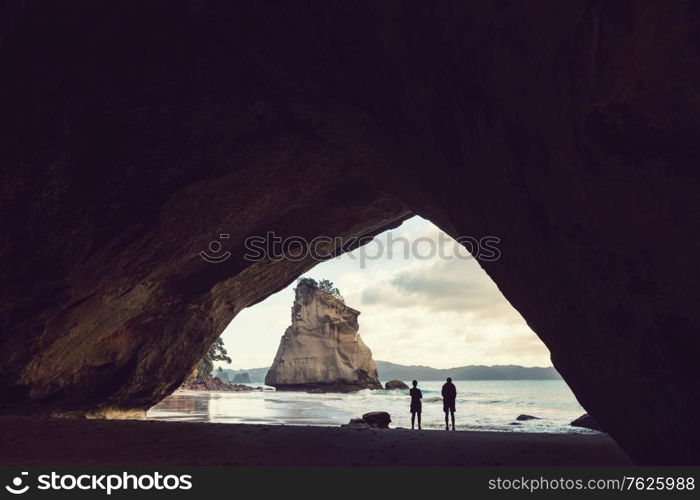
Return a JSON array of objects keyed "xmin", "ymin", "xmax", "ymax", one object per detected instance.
[
  {"xmin": 1, "ymin": 1, "xmax": 700, "ymax": 463},
  {"xmin": 265, "ymin": 283, "xmax": 381, "ymax": 391}
]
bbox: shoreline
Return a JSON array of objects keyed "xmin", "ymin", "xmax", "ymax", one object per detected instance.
[
  {"xmin": 0, "ymin": 416, "xmax": 632, "ymax": 466},
  {"xmin": 151, "ymin": 385, "xmax": 596, "ymax": 434}
]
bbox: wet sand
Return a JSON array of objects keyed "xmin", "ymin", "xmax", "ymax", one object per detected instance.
[{"xmin": 0, "ymin": 416, "xmax": 632, "ymax": 466}]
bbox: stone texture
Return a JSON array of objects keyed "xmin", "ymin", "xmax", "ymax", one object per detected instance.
[
  {"xmin": 180, "ymin": 376, "xmax": 257, "ymax": 392},
  {"xmin": 385, "ymin": 380, "xmax": 410, "ymax": 390},
  {"xmin": 0, "ymin": 1, "xmax": 699, "ymax": 464},
  {"xmin": 340, "ymin": 412, "xmax": 392, "ymax": 429},
  {"xmin": 571, "ymin": 414, "xmax": 603, "ymax": 432},
  {"xmin": 516, "ymin": 414, "xmax": 541, "ymax": 421},
  {"xmin": 265, "ymin": 283, "xmax": 381, "ymax": 392},
  {"xmin": 341, "ymin": 418, "xmax": 371, "ymax": 429},
  {"xmin": 362, "ymin": 412, "xmax": 392, "ymax": 429}
]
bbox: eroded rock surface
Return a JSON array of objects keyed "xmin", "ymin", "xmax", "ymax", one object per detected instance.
[
  {"xmin": 1, "ymin": 1, "xmax": 700, "ymax": 464},
  {"xmin": 516, "ymin": 415, "xmax": 541, "ymax": 422},
  {"xmin": 571, "ymin": 414, "xmax": 603, "ymax": 432},
  {"xmin": 265, "ymin": 283, "xmax": 381, "ymax": 392},
  {"xmin": 385, "ymin": 380, "xmax": 409, "ymax": 390},
  {"xmin": 362, "ymin": 412, "xmax": 392, "ymax": 429},
  {"xmin": 180, "ymin": 376, "xmax": 257, "ymax": 392}
]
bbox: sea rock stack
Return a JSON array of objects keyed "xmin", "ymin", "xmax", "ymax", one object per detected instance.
[
  {"xmin": 232, "ymin": 373, "xmax": 251, "ymax": 384},
  {"xmin": 265, "ymin": 282, "xmax": 382, "ymax": 392}
]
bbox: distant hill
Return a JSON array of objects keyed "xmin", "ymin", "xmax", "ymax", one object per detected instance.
[
  {"xmin": 220, "ymin": 367, "xmax": 269, "ymax": 384},
  {"xmin": 221, "ymin": 362, "xmax": 561, "ymax": 383},
  {"xmin": 376, "ymin": 361, "xmax": 561, "ymax": 380}
]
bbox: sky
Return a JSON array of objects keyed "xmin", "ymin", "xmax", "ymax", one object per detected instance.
[{"xmin": 219, "ymin": 216, "xmax": 552, "ymax": 370}]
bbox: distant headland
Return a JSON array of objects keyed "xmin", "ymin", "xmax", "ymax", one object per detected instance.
[{"xmin": 220, "ymin": 361, "xmax": 561, "ymax": 385}]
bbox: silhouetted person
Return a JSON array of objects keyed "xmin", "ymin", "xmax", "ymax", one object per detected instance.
[
  {"xmin": 441, "ymin": 377, "xmax": 457, "ymax": 430},
  {"xmin": 409, "ymin": 380, "xmax": 422, "ymax": 430}
]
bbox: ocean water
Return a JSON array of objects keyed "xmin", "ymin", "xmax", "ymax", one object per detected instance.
[{"xmin": 147, "ymin": 380, "xmax": 595, "ymax": 434}]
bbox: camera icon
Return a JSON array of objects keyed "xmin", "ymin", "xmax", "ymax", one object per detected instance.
[
  {"xmin": 200, "ymin": 233, "xmax": 232, "ymax": 263},
  {"xmin": 5, "ymin": 472, "xmax": 29, "ymax": 494}
]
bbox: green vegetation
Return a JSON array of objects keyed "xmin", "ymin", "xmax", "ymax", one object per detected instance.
[
  {"xmin": 196, "ymin": 337, "xmax": 232, "ymax": 380},
  {"xmin": 297, "ymin": 277, "xmax": 344, "ymax": 302}
]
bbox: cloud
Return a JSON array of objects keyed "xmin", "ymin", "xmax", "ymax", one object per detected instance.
[
  {"xmin": 359, "ymin": 258, "xmax": 524, "ymax": 325},
  {"xmin": 221, "ymin": 216, "xmax": 552, "ymax": 369}
]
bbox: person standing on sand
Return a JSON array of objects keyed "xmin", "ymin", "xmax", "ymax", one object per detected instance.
[
  {"xmin": 409, "ymin": 380, "xmax": 422, "ymax": 430},
  {"xmin": 441, "ymin": 377, "xmax": 457, "ymax": 430}
]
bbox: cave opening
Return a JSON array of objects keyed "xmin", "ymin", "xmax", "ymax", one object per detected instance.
[
  {"xmin": 148, "ymin": 216, "xmax": 590, "ymax": 433},
  {"xmin": 4, "ymin": 0, "xmax": 700, "ymax": 466}
]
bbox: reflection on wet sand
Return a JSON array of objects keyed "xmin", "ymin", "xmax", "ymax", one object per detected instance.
[
  {"xmin": 148, "ymin": 389, "xmax": 348, "ymax": 426},
  {"xmin": 149, "ymin": 392, "xmax": 212, "ymax": 421}
]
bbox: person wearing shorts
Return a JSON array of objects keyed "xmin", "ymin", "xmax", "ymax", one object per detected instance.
[
  {"xmin": 409, "ymin": 380, "xmax": 422, "ymax": 430},
  {"xmin": 441, "ymin": 377, "xmax": 457, "ymax": 430}
]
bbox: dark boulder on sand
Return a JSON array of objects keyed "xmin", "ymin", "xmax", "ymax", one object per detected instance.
[
  {"xmin": 341, "ymin": 412, "xmax": 392, "ymax": 429},
  {"xmin": 384, "ymin": 380, "xmax": 409, "ymax": 390},
  {"xmin": 516, "ymin": 414, "xmax": 541, "ymax": 421},
  {"xmin": 362, "ymin": 412, "xmax": 391, "ymax": 429},
  {"xmin": 571, "ymin": 414, "xmax": 603, "ymax": 432},
  {"xmin": 341, "ymin": 418, "xmax": 371, "ymax": 429}
]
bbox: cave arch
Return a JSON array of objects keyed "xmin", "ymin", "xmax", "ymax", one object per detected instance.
[{"xmin": 2, "ymin": 1, "xmax": 700, "ymax": 465}]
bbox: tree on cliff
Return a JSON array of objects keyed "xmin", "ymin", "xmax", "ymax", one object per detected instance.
[
  {"xmin": 196, "ymin": 337, "xmax": 232, "ymax": 380},
  {"xmin": 297, "ymin": 277, "xmax": 344, "ymax": 302}
]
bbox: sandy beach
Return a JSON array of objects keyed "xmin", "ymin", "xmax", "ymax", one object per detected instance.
[{"xmin": 0, "ymin": 416, "xmax": 632, "ymax": 466}]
